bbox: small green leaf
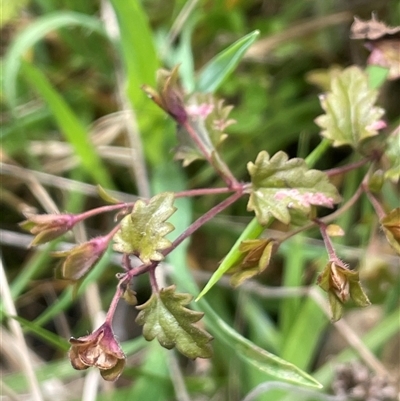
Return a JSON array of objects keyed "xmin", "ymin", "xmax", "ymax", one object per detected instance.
[
  {"xmin": 195, "ymin": 30, "xmax": 260, "ymax": 93},
  {"xmin": 136, "ymin": 285, "xmax": 213, "ymax": 359},
  {"xmin": 247, "ymin": 151, "xmax": 341, "ymax": 225},
  {"xmin": 113, "ymin": 192, "xmax": 176, "ymax": 263},
  {"xmin": 315, "ymin": 66, "xmax": 385, "ymax": 149}
]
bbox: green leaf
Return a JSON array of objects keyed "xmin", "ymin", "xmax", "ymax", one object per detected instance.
[
  {"xmin": 20, "ymin": 61, "xmax": 113, "ymax": 188},
  {"xmin": 113, "ymin": 192, "xmax": 176, "ymax": 263},
  {"xmin": 109, "ymin": 0, "xmax": 158, "ymax": 106},
  {"xmin": 247, "ymin": 151, "xmax": 341, "ymax": 225},
  {"xmin": 195, "ymin": 30, "xmax": 260, "ymax": 93},
  {"xmin": 315, "ymin": 66, "xmax": 385, "ymax": 149},
  {"xmin": 136, "ymin": 285, "xmax": 213, "ymax": 359}
]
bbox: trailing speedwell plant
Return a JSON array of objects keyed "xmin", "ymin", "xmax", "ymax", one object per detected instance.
[{"xmin": 20, "ymin": 16, "xmax": 399, "ymax": 384}]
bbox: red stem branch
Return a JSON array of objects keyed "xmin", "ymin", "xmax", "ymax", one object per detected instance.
[{"xmin": 324, "ymin": 158, "xmax": 371, "ymax": 177}]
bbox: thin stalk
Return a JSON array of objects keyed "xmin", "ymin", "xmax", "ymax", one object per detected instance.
[
  {"xmin": 174, "ymin": 186, "xmax": 237, "ymax": 198},
  {"xmin": 76, "ymin": 203, "xmax": 131, "ymax": 222},
  {"xmin": 105, "ymin": 284, "xmax": 123, "ymax": 324},
  {"xmin": 182, "ymin": 121, "xmax": 239, "ymax": 188},
  {"xmin": 166, "ymin": 191, "xmax": 244, "ymax": 255},
  {"xmin": 281, "ymin": 184, "xmax": 364, "ymax": 242},
  {"xmin": 325, "ymin": 158, "xmax": 370, "ymax": 177},
  {"xmin": 315, "ymin": 219, "xmax": 343, "ymax": 265},
  {"xmin": 363, "ymin": 186, "xmax": 386, "ymax": 220}
]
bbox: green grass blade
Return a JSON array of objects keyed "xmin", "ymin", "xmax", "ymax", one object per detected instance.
[
  {"xmin": 195, "ymin": 30, "xmax": 260, "ymax": 93},
  {"xmin": 109, "ymin": 0, "xmax": 159, "ymax": 106},
  {"xmin": 196, "ymin": 217, "xmax": 265, "ymax": 301},
  {"xmin": 10, "ymin": 315, "xmax": 70, "ymax": 351},
  {"xmin": 20, "ymin": 61, "xmax": 113, "ymax": 188},
  {"xmin": 280, "ymin": 236, "xmax": 306, "ymax": 340},
  {"xmin": 2, "ymin": 11, "xmax": 106, "ymax": 108},
  {"xmin": 200, "ymin": 299, "xmax": 322, "ymax": 389}
]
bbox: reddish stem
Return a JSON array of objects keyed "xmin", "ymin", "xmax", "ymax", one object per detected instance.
[
  {"xmin": 149, "ymin": 266, "xmax": 159, "ymax": 293},
  {"xmin": 74, "ymin": 203, "xmax": 132, "ymax": 223},
  {"xmin": 315, "ymin": 219, "xmax": 345, "ymax": 267},
  {"xmin": 164, "ymin": 190, "xmax": 245, "ymax": 256},
  {"xmin": 324, "ymin": 158, "xmax": 371, "ymax": 177},
  {"xmin": 182, "ymin": 121, "xmax": 239, "ymax": 188},
  {"xmin": 174, "ymin": 186, "xmax": 238, "ymax": 198},
  {"xmin": 363, "ymin": 185, "xmax": 386, "ymax": 220},
  {"xmin": 105, "ymin": 284, "xmax": 123, "ymax": 324}
]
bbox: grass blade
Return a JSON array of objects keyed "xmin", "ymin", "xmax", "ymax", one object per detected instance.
[
  {"xmin": 3, "ymin": 11, "xmax": 106, "ymax": 108},
  {"xmin": 195, "ymin": 30, "xmax": 260, "ymax": 93},
  {"xmin": 20, "ymin": 61, "xmax": 113, "ymax": 188}
]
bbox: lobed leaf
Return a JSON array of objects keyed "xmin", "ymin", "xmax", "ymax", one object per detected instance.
[
  {"xmin": 247, "ymin": 151, "xmax": 341, "ymax": 225},
  {"xmin": 113, "ymin": 192, "xmax": 176, "ymax": 263},
  {"xmin": 136, "ymin": 285, "xmax": 213, "ymax": 359},
  {"xmin": 314, "ymin": 66, "xmax": 385, "ymax": 149}
]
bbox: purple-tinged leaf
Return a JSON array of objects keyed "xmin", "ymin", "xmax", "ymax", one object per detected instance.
[{"xmin": 247, "ymin": 151, "xmax": 341, "ymax": 225}]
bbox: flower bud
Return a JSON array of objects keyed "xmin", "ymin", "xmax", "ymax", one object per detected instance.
[
  {"xmin": 53, "ymin": 236, "xmax": 110, "ymax": 281},
  {"xmin": 317, "ymin": 261, "xmax": 370, "ymax": 321},
  {"xmin": 381, "ymin": 208, "xmax": 400, "ymax": 255},
  {"xmin": 142, "ymin": 65, "xmax": 187, "ymax": 124},
  {"xmin": 69, "ymin": 322, "xmax": 126, "ymax": 381},
  {"xmin": 20, "ymin": 213, "xmax": 76, "ymax": 246}
]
